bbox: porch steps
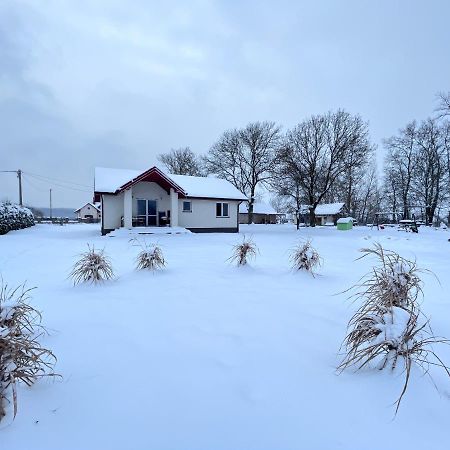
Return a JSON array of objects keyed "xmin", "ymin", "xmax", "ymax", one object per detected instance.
[{"xmin": 107, "ymin": 226, "xmax": 191, "ymax": 237}]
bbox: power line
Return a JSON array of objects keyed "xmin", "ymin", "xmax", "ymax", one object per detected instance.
[
  {"xmin": 24, "ymin": 173, "xmax": 92, "ymax": 193},
  {"xmin": 22, "ymin": 175, "xmax": 49, "ymax": 193},
  {"xmin": 24, "ymin": 171, "xmax": 92, "ymax": 189}
]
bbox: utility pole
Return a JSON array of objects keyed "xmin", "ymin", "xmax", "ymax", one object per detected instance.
[
  {"xmin": 49, "ymin": 188, "xmax": 53, "ymax": 219},
  {"xmin": 17, "ymin": 170, "xmax": 23, "ymax": 206},
  {"xmin": 0, "ymin": 169, "xmax": 22, "ymax": 205}
]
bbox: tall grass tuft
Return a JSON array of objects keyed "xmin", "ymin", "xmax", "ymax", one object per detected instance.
[
  {"xmin": 0, "ymin": 281, "xmax": 58, "ymax": 421},
  {"xmin": 70, "ymin": 245, "xmax": 114, "ymax": 285},
  {"xmin": 290, "ymin": 239, "xmax": 321, "ymax": 275},
  {"xmin": 131, "ymin": 238, "xmax": 166, "ymax": 271},
  {"xmin": 229, "ymin": 236, "xmax": 258, "ymax": 266},
  {"xmin": 338, "ymin": 244, "xmax": 450, "ymax": 414}
]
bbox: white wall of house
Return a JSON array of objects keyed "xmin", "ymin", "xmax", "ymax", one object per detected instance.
[
  {"xmin": 102, "ymin": 182, "xmax": 240, "ymax": 231},
  {"xmin": 77, "ymin": 204, "xmax": 101, "ymax": 220},
  {"xmin": 131, "ymin": 182, "xmax": 171, "ymax": 217},
  {"xmin": 317, "ymin": 215, "xmax": 335, "ymax": 225},
  {"xmin": 103, "ymin": 193, "xmax": 124, "ymax": 230},
  {"xmin": 178, "ymin": 198, "xmax": 239, "ymax": 229}
]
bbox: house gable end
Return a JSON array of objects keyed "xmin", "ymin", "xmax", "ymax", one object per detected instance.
[{"xmin": 117, "ymin": 167, "xmax": 186, "ymax": 196}]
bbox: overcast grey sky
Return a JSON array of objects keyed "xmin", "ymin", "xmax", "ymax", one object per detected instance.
[{"xmin": 1, "ymin": 0, "xmax": 449, "ymax": 207}]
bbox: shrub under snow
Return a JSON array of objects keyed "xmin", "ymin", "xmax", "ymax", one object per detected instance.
[
  {"xmin": 0, "ymin": 202, "xmax": 34, "ymax": 235},
  {"xmin": 338, "ymin": 244, "xmax": 450, "ymax": 413},
  {"xmin": 0, "ymin": 281, "xmax": 57, "ymax": 421}
]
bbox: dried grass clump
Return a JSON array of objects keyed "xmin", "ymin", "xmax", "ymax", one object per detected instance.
[
  {"xmin": 131, "ymin": 238, "xmax": 166, "ymax": 271},
  {"xmin": 338, "ymin": 243, "xmax": 450, "ymax": 413},
  {"xmin": 229, "ymin": 236, "xmax": 258, "ymax": 266},
  {"xmin": 290, "ymin": 240, "xmax": 321, "ymax": 275},
  {"xmin": 355, "ymin": 245, "xmax": 423, "ymax": 312},
  {"xmin": 70, "ymin": 245, "xmax": 114, "ymax": 284},
  {"xmin": 0, "ymin": 281, "xmax": 58, "ymax": 421}
]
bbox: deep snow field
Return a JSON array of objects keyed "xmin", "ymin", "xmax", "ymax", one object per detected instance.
[{"xmin": 1, "ymin": 223, "xmax": 450, "ymax": 450}]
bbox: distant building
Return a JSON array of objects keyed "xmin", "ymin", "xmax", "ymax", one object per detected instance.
[
  {"xmin": 293, "ymin": 202, "xmax": 347, "ymax": 226},
  {"xmin": 239, "ymin": 202, "xmax": 285, "ymax": 224},
  {"xmin": 314, "ymin": 202, "xmax": 346, "ymax": 225},
  {"xmin": 74, "ymin": 202, "xmax": 101, "ymax": 221}
]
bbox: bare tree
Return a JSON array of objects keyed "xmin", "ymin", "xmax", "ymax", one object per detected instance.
[
  {"xmin": 277, "ymin": 110, "xmax": 372, "ymax": 226},
  {"xmin": 157, "ymin": 147, "xmax": 204, "ymax": 176},
  {"xmin": 268, "ymin": 195, "xmax": 285, "ymax": 214},
  {"xmin": 357, "ymin": 159, "xmax": 380, "ymax": 224},
  {"xmin": 270, "ymin": 156, "xmax": 306, "ymax": 230},
  {"xmin": 383, "ymin": 122, "xmax": 418, "ymax": 219},
  {"xmin": 411, "ymin": 119, "xmax": 448, "ymax": 225},
  {"xmin": 332, "ymin": 141, "xmax": 374, "ymax": 219},
  {"xmin": 383, "ymin": 163, "xmax": 400, "ymax": 222},
  {"xmin": 436, "ymin": 91, "xmax": 450, "ymax": 118},
  {"xmin": 205, "ymin": 122, "xmax": 281, "ymax": 224}
]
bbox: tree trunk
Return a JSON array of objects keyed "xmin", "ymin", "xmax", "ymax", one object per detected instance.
[
  {"xmin": 425, "ymin": 206, "xmax": 432, "ymax": 225},
  {"xmin": 402, "ymin": 196, "xmax": 409, "ymax": 220},
  {"xmin": 247, "ymin": 193, "xmax": 255, "ymax": 225},
  {"xmin": 309, "ymin": 206, "xmax": 316, "ymax": 227}
]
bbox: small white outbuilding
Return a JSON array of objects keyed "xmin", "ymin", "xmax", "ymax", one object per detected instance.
[{"xmin": 74, "ymin": 202, "xmax": 101, "ymax": 221}]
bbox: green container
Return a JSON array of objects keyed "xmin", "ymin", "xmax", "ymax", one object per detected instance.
[{"xmin": 337, "ymin": 218, "xmax": 353, "ymax": 231}]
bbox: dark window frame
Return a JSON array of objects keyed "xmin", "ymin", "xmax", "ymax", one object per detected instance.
[
  {"xmin": 182, "ymin": 201, "xmax": 192, "ymax": 212},
  {"xmin": 216, "ymin": 202, "xmax": 230, "ymax": 218}
]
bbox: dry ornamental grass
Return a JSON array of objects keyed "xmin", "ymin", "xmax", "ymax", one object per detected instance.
[
  {"xmin": 70, "ymin": 245, "xmax": 114, "ymax": 284},
  {"xmin": 0, "ymin": 281, "xmax": 58, "ymax": 421},
  {"xmin": 338, "ymin": 244, "xmax": 450, "ymax": 414},
  {"xmin": 131, "ymin": 238, "xmax": 166, "ymax": 271},
  {"xmin": 228, "ymin": 236, "xmax": 258, "ymax": 266},
  {"xmin": 290, "ymin": 240, "xmax": 321, "ymax": 275}
]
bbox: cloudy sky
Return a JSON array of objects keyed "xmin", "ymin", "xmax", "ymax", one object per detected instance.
[{"xmin": 1, "ymin": 0, "xmax": 449, "ymax": 207}]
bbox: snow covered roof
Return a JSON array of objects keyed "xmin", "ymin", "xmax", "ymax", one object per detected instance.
[
  {"xmin": 94, "ymin": 166, "xmax": 247, "ymax": 201},
  {"xmin": 315, "ymin": 202, "xmax": 345, "ymax": 216},
  {"xmin": 74, "ymin": 202, "xmax": 101, "ymax": 212},
  {"xmin": 168, "ymin": 173, "xmax": 247, "ymax": 200},
  {"xmin": 239, "ymin": 202, "xmax": 282, "ymax": 215},
  {"xmin": 337, "ymin": 217, "xmax": 353, "ymax": 224},
  {"xmin": 95, "ymin": 167, "xmax": 142, "ymax": 193}
]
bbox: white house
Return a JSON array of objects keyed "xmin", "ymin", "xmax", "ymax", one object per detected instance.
[
  {"xmin": 94, "ymin": 166, "xmax": 247, "ymax": 235},
  {"xmin": 239, "ymin": 202, "xmax": 285, "ymax": 224},
  {"xmin": 314, "ymin": 202, "xmax": 346, "ymax": 225},
  {"xmin": 292, "ymin": 202, "xmax": 347, "ymax": 226},
  {"xmin": 74, "ymin": 202, "xmax": 101, "ymax": 220}
]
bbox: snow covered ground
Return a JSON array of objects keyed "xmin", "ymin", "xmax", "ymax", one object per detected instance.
[{"xmin": 1, "ymin": 223, "xmax": 450, "ymax": 450}]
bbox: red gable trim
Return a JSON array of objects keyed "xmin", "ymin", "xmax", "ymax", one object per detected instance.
[{"xmin": 117, "ymin": 166, "xmax": 186, "ymax": 196}]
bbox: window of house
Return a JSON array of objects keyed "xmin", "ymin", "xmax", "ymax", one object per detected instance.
[
  {"xmin": 216, "ymin": 202, "xmax": 229, "ymax": 217},
  {"xmin": 182, "ymin": 201, "xmax": 192, "ymax": 212}
]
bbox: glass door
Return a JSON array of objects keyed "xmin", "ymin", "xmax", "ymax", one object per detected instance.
[
  {"xmin": 147, "ymin": 200, "xmax": 157, "ymax": 226},
  {"xmin": 136, "ymin": 199, "xmax": 158, "ymax": 226},
  {"xmin": 136, "ymin": 199, "xmax": 147, "ymax": 227}
]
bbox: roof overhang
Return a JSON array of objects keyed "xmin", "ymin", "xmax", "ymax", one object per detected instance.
[{"xmin": 96, "ymin": 166, "xmax": 187, "ymax": 196}]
